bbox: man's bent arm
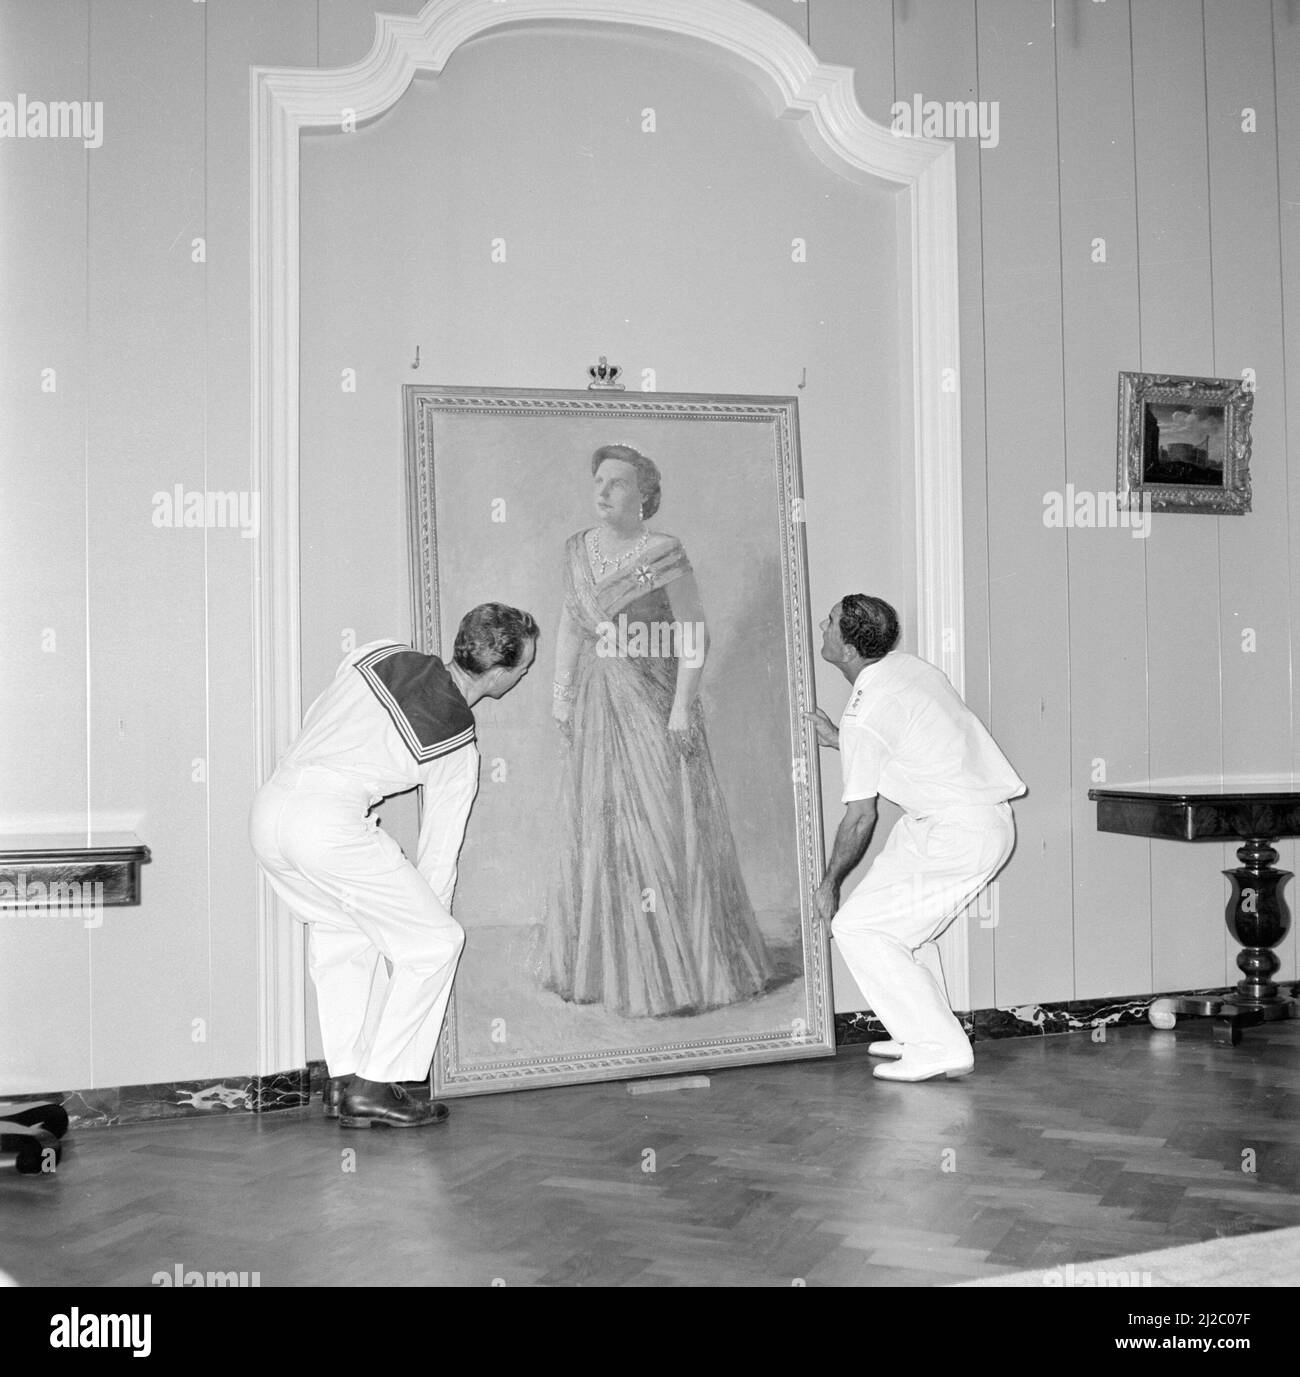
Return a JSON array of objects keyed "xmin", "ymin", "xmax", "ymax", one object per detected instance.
[
  {"xmin": 416, "ymin": 752, "xmax": 480, "ymax": 909},
  {"xmin": 822, "ymin": 796, "xmax": 878, "ymax": 892}
]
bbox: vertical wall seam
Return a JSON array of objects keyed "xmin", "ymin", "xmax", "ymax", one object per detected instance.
[
  {"xmin": 890, "ymin": 0, "xmax": 897, "ymax": 121},
  {"xmin": 1271, "ymin": 0, "xmax": 1298, "ymax": 978},
  {"xmin": 1201, "ymin": 0, "xmax": 1232, "ymax": 981},
  {"xmin": 1127, "ymin": 0, "xmax": 1155, "ymax": 993},
  {"xmin": 972, "ymin": 0, "xmax": 998, "ymax": 1004},
  {"xmin": 202, "ymin": 0, "xmax": 213, "ymax": 1078},
  {"xmin": 1051, "ymin": 0, "xmax": 1076, "ymax": 1001},
  {"xmin": 83, "ymin": 0, "xmax": 94, "ymax": 1087}
]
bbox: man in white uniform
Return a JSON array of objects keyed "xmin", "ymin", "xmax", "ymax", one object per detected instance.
[
  {"xmin": 250, "ymin": 603, "xmax": 538, "ymax": 1128},
  {"xmin": 808, "ymin": 595, "xmax": 1024, "ymax": 1082}
]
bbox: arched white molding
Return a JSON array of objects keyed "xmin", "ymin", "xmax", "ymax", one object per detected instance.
[{"xmin": 250, "ymin": 0, "xmax": 966, "ymax": 1074}]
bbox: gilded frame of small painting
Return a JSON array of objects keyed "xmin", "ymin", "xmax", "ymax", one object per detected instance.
[
  {"xmin": 1117, "ymin": 371, "xmax": 1254, "ymax": 515},
  {"xmin": 403, "ymin": 385, "xmax": 833, "ymax": 1096}
]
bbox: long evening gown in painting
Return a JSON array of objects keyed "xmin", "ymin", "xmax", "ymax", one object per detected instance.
[{"xmin": 543, "ymin": 531, "xmax": 773, "ymax": 1018}]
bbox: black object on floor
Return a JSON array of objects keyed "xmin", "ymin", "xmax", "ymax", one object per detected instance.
[
  {"xmin": 0, "ymin": 1101, "xmax": 69, "ymax": 1138},
  {"xmin": 0, "ymin": 1124, "xmax": 61, "ymax": 1175}
]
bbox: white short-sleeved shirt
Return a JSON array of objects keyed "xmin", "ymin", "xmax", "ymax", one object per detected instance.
[{"xmin": 839, "ymin": 652, "xmax": 1025, "ymax": 816}]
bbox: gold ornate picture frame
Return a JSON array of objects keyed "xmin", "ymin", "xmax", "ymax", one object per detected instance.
[
  {"xmin": 404, "ymin": 385, "xmax": 834, "ymax": 1096},
  {"xmin": 1117, "ymin": 371, "xmax": 1254, "ymax": 515}
]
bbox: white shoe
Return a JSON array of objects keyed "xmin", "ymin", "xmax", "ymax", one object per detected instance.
[
  {"xmin": 872, "ymin": 1050, "xmax": 973, "ymax": 1082},
  {"xmin": 867, "ymin": 1039, "xmax": 903, "ymax": 1059}
]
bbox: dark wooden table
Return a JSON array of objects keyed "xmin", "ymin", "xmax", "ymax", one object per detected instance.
[{"xmin": 1089, "ymin": 782, "xmax": 1300, "ymax": 1045}]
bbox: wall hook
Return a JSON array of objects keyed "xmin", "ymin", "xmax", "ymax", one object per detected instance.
[
  {"xmin": 797, "ymin": 366, "xmax": 807, "ymax": 390},
  {"xmin": 411, "ymin": 345, "xmax": 420, "ymax": 370}
]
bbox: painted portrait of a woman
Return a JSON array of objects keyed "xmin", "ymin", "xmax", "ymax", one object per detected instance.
[{"xmin": 542, "ymin": 443, "xmax": 773, "ymax": 1018}]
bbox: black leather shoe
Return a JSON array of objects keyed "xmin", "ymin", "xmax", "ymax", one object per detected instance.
[
  {"xmin": 322, "ymin": 1075, "xmax": 353, "ymax": 1120},
  {"xmin": 339, "ymin": 1080, "xmax": 449, "ymax": 1129}
]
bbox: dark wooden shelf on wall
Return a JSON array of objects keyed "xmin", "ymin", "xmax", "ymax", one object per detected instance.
[{"xmin": 0, "ymin": 833, "xmax": 151, "ymax": 908}]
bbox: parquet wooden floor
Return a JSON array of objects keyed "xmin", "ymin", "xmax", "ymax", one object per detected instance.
[{"xmin": 3, "ymin": 1021, "xmax": 1298, "ymax": 1287}]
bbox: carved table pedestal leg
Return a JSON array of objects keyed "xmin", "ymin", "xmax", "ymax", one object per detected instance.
[
  {"xmin": 1146, "ymin": 838, "xmax": 1300, "ymax": 1044},
  {"xmin": 1211, "ymin": 838, "xmax": 1299, "ymax": 1046}
]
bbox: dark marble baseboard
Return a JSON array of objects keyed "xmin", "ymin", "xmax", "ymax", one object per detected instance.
[
  {"xmin": 18, "ymin": 983, "xmax": 1295, "ymax": 1129},
  {"xmin": 20, "ymin": 1069, "xmax": 309, "ymax": 1130},
  {"xmin": 834, "ymin": 985, "xmax": 1269, "ymax": 1047}
]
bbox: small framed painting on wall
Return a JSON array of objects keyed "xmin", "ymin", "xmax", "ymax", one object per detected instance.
[{"xmin": 1117, "ymin": 371, "xmax": 1253, "ymax": 515}]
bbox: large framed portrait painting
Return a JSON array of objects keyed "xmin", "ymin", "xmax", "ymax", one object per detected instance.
[{"xmin": 404, "ymin": 385, "xmax": 833, "ymax": 1095}]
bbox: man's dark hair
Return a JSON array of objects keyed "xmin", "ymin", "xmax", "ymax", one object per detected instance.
[
  {"xmin": 838, "ymin": 594, "xmax": 900, "ymax": 660},
  {"xmin": 453, "ymin": 603, "xmax": 539, "ymax": 675}
]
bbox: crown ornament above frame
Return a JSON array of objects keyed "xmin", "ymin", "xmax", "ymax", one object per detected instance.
[{"xmin": 586, "ymin": 356, "xmax": 625, "ymax": 391}]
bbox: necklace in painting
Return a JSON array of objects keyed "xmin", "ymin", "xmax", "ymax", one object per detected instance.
[{"xmin": 591, "ymin": 527, "xmax": 649, "ymax": 578}]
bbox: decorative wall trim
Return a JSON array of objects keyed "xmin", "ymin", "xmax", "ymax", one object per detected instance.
[{"xmin": 249, "ymin": 0, "xmax": 966, "ymax": 1070}]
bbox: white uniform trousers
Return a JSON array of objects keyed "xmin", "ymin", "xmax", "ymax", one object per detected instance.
[
  {"xmin": 831, "ymin": 802, "xmax": 1014, "ymax": 1059},
  {"xmin": 249, "ymin": 766, "xmax": 465, "ymax": 1083}
]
